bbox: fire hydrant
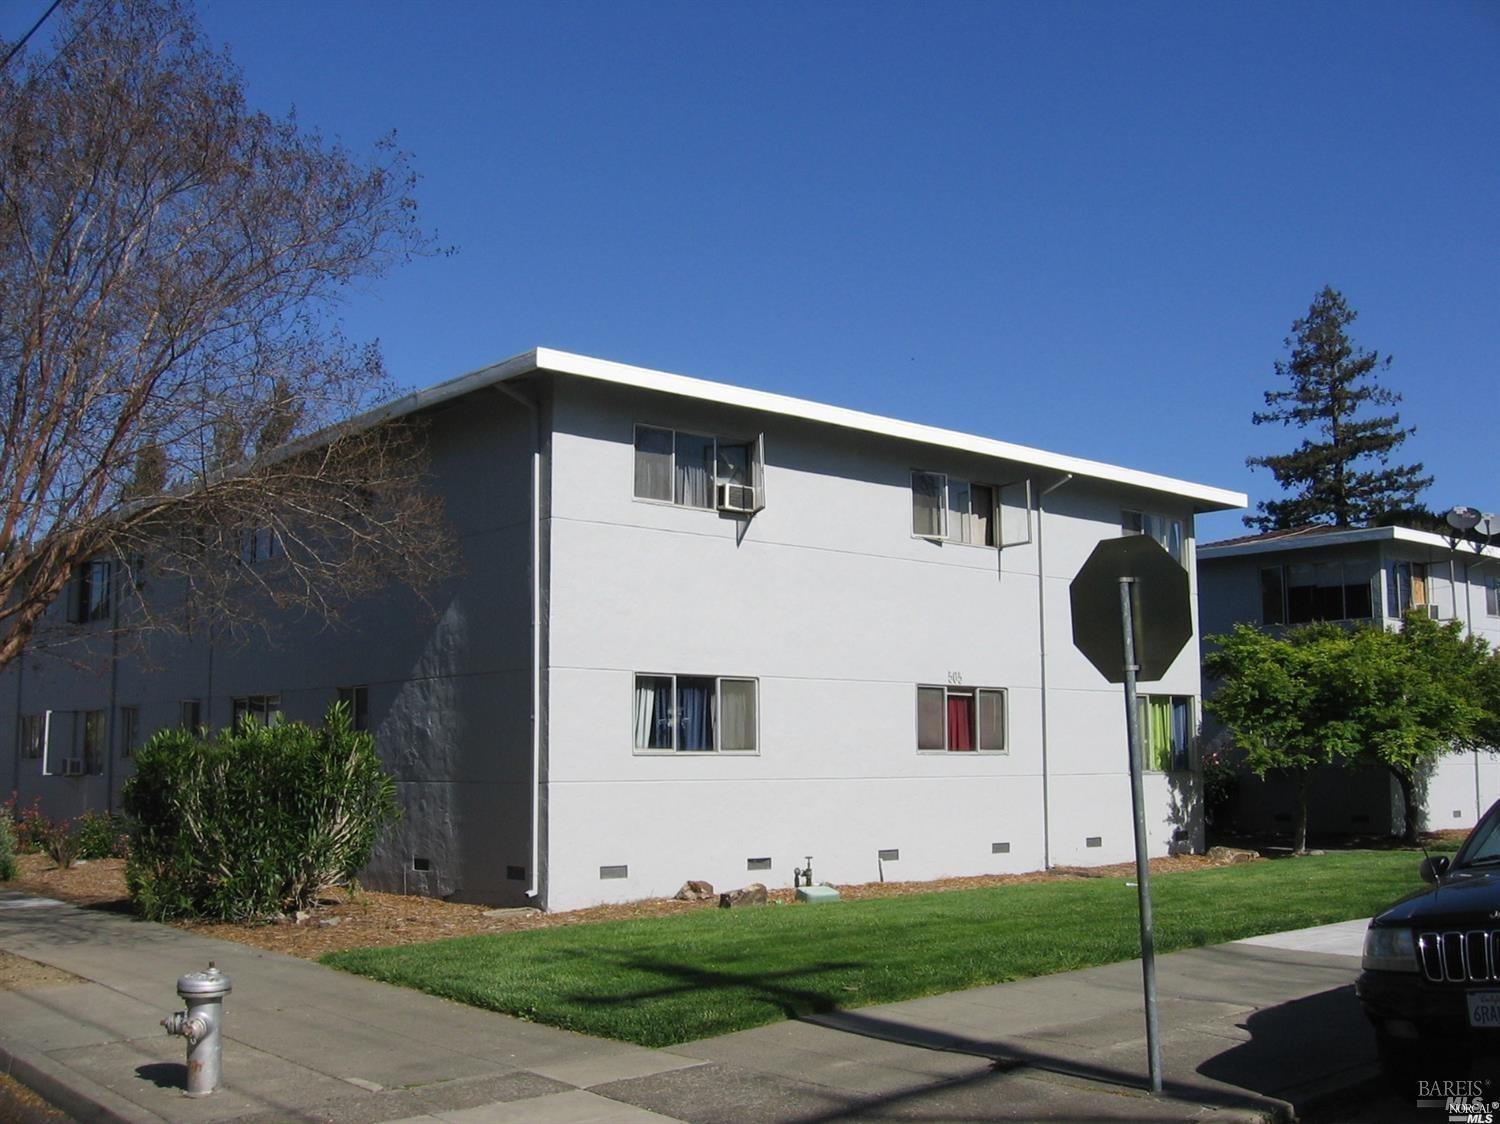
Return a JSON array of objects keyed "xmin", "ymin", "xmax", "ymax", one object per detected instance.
[{"xmin": 162, "ymin": 962, "xmax": 231, "ymax": 1096}]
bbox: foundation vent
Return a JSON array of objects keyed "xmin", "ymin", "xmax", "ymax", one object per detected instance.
[
  {"xmin": 1085, "ymin": 837, "xmax": 1102, "ymax": 849},
  {"xmin": 747, "ymin": 857, "xmax": 772, "ymax": 871},
  {"xmin": 599, "ymin": 865, "xmax": 628, "ymax": 880},
  {"xmin": 992, "ymin": 842, "xmax": 1010, "ymax": 854}
]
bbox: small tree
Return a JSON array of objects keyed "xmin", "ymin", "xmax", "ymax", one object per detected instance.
[
  {"xmin": 1246, "ymin": 287, "xmax": 1431, "ymax": 531},
  {"xmin": 1365, "ymin": 613, "xmax": 1493, "ymax": 841},
  {"xmin": 0, "ymin": 0, "xmax": 452, "ymax": 670},
  {"xmin": 1205, "ymin": 623, "xmax": 1365, "ymax": 853}
]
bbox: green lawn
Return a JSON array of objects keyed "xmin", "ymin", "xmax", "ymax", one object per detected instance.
[{"xmin": 323, "ymin": 851, "xmax": 1426, "ymax": 1047}]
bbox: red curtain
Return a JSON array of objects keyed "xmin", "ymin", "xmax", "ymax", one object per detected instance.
[{"xmin": 947, "ymin": 695, "xmax": 974, "ymax": 750}]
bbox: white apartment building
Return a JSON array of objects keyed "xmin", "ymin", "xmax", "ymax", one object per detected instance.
[{"xmin": 3, "ymin": 350, "xmax": 1244, "ymax": 911}]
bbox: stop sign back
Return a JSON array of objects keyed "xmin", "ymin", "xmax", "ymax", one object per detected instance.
[{"xmin": 1068, "ymin": 536, "xmax": 1192, "ymax": 683}]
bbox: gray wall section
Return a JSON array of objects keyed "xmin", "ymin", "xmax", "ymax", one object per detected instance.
[
  {"xmin": 0, "ymin": 388, "xmax": 539, "ymax": 906},
  {"xmin": 540, "ymin": 377, "xmax": 1207, "ymax": 910}
]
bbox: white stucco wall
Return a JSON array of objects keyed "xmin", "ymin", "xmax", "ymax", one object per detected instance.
[{"xmin": 540, "ymin": 379, "xmax": 1206, "ymax": 910}]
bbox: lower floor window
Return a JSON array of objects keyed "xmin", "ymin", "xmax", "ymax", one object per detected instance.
[
  {"xmin": 19, "ymin": 713, "xmax": 46, "ymax": 759},
  {"xmin": 119, "ymin": 706, "xmax": 139, "ymax": 758},
  {"xmin": 1138, "ymin": 695, "xmax": 1193, "ymax": 772},
  {"xmin": 917, "ymin": 686, "xmax": 1006, "ymax": 752},
  {"xmin": 81, "ymin": 710, "xmax": 106, "ymax": 775},
  {"xmin": 633, "ymin": 674, "xmax": 757, "ymax": 753},
  {"xmin": 232, "ymin": 694, "xmax": 282, "ymax": 726}
]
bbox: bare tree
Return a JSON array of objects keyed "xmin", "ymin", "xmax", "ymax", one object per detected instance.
[{"xmin": 0, "ymin": 0, "xmax": 454, "ymax": 667}]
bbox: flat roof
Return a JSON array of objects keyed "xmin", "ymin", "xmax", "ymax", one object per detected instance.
[
  {"xmin": 362, "ymin": 348, "xmax": 1247, "ymax": 512},
  {"xmin": 1199, "ymin": 524, "xmax": 1500, "ymax": 562}
]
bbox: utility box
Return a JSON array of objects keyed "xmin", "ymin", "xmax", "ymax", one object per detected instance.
[{"xmin": 795, "ymin": 885, "xmax": 841, "ymax": 904}]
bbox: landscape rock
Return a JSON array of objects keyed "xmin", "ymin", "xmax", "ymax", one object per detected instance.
[
  {"xmin": 675, "ymin": 880, "xmax": 715, "ymax": 901},
  {"xmin": 718, "ymin": 883, "xmax": 768, "ymax": 909},
  {"xmin": 1206, "ymin": 846, "xmax": 1261, "ymax": 866}
]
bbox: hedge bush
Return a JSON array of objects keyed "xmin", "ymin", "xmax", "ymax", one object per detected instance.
[
  {"xmin": 0, "ymin": 806, "xmax": 16, "ymax": 881},
  {"xmin": 124, "ymin": 704, "xmax": 398, "ymax": 921}
]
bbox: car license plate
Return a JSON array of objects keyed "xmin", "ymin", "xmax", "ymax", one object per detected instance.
[{"xmin": 1469, "ymin": 991, "xmax": 1500, "ymax": 1028}]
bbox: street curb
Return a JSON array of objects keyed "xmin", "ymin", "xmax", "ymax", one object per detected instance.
[{"xmin": 0, "ymin": 1037, "xmax": 163, "ymax": 1124}]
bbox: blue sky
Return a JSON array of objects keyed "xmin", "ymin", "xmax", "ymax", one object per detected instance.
[{"xmin": 10, "ymin": 1, "xmax": 1497, "ymax": 540}]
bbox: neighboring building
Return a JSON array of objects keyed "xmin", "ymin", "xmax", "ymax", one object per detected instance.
[
  {"xmin": 1198, "ymin": 524, "xmax": 1500, "ymax": 836},
  {"xmin": 2, "ymin": 349, "xmax": 1244, "ymax": 911}
]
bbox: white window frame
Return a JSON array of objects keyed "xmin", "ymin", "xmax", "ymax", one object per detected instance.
[
  {"xmin": 1487, "ymin": 575, "xmax": 1500, "ymax": 618},
  {"xmin": 633, "ymin": 424, "xmax": 765, "ymax": 514},
  {"xmin": 915, "ymin": 685, "xmax": 1008, "ymax": 754},
  {"xmin": 632, "ymin": 673, "xmax": 759, "ymax": 755},
  {"xmin": 1122, "ymin": 509, "xmax": 1185, "ymax": 567},
  {"xmin": 912, "ymin": 472, "xmax": 1001, "ymax": 547},
  {"xmin": 1137, "ymin": 694, "xmax": 1195, "ymax": 774},
  {"xmin": 231, "ymin": 694, "xmax": 282, "ymax": 726}
]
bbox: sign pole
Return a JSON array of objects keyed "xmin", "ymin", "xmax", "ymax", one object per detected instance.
[{"xmin": 1119, "ymin": 576, "xmax": 1163, "ymax": 1094}]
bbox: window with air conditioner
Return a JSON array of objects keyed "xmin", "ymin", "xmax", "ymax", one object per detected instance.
[
  {"xmin": 633, "ymin": 674, "xmax": 757, "ymax": 754},
  {"xmin": 1391, "ymin": 561, "xmax": 1432, "ymax": 618},
  {"xmin": 916, "ymin": 686, "xmax": 1007, "ymax": 753},
  {"xmin": 634, "ymin": 425, "xmax": 765, "ymax": 514}
]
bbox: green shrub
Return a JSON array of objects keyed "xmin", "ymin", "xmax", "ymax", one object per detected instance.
[
  {"xmin": 74, "ymin": 810, "xmax": 130, "ymax": 860},
  {"xmin": 0, "ymin": 804, "xmax": 16, "ymax": 881},
  {"xmin": 123, "ymin": 704, "xmax": 398, "ymax": 921}
]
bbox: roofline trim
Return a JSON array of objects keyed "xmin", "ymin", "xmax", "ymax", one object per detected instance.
[
  {"xmin": 352, "ymin": 347, "xmax": 1247, "ymax": 510},
  {"xmin": 1199, "ymin": 524, "xmax": 1500, "ymax": 561}
]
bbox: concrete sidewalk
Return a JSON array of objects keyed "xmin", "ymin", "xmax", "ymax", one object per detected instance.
[{"xmin": 0, "ymin": 892, "xmax": 1380, "ymax": 1123}]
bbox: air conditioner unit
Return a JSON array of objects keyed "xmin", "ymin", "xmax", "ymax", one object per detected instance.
[
  {"xmin": 1426, "ymin": 604, "xmax": 1443, "ymax": 620},
  {"xmin": 715, "ymin": 481, "xmax": 757, "ymax": 514},
  {"xmin": 62, "ymin": 758, "xmax": 85, "ymax": 777}
]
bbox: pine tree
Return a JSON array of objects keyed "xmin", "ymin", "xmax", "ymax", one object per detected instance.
[{"xmin": 1245, "ymin": 286, "xmax": 1431, "ymax": 530}]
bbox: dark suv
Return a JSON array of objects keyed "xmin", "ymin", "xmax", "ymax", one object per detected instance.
[{"xmin": 1357, "ymin": 798, "xmax": 1500, "ymax": 1080}]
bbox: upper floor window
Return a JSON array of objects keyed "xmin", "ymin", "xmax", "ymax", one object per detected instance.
[
  {"xmin": 1137, "ymin": 695, "xmax": 1192, "ymax": 772},
  {"xmin": 633, "ymin": 674, "xmax": 757, "ymax": 754},
  {"xmin": 1487, "ymin": 576, "xmax": 1500, "ymax": 618},
  {"xmin": 1122, "ymin": 510, "xmax": 1184, "ymax": 566},
  {"xmin": 916, "ymin": 685, "xmax": 1007, "ymax": 753},
  {"xmin": 1390, "ymin": 561, "xmax": 1433, "ymax": 618},
  {"xmin": 68, "ymin": 560, "xmax": 112, "ymax": 623},
  {"xmin": 1262, "ymin": 561, "xmax": 1375, "ymax": 625},
  {"xmin": 912, "ymin": 472, "xmax": 996, "ymax": 546},
  {"xmin": 240, "ymin": 526, "xmax": 278, "ymax": 564},
  {"xmin": 634, "ymin": 425, "xmax": 764, "ymax": 514}
]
